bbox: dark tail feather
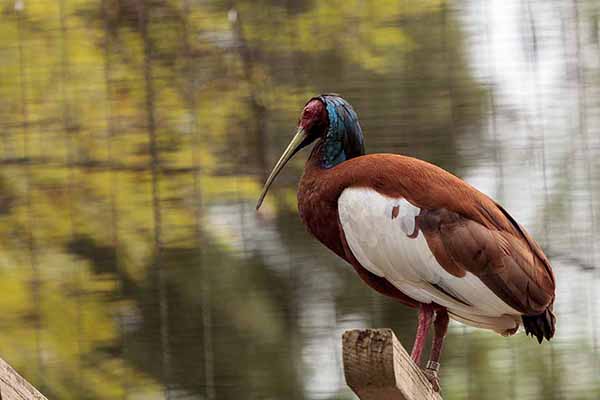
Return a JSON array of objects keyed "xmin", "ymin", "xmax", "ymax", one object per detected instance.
[{"xmin": 522, "ymin": 304, "xmax": 556, "ymax": 343}]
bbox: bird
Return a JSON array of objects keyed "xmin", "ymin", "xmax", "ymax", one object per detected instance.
[{"xmin": 256, "ymin": 94, "xmax": 556, "ymax": 391}]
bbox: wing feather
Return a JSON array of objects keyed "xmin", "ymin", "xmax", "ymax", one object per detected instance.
[
  {"xmin": 315, "ymin": 153, "xmax": 555, "ymax": 335},
  {"xmin": 338, "ymin": 188, "xmax": 524, "ymax": 333},
  {"xmin": 418, "ymin": 208, "xmax": 554, "ymax": 314}
]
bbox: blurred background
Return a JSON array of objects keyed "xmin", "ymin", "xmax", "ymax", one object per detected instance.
[{"xmin": 0, "ymin": 0, "xmax": 599, "ymax": 399}]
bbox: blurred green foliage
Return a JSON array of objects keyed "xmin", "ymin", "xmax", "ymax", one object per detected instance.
[{"xmin": 0, "ymin": 1, "xmax": 597, "ymax": 399}]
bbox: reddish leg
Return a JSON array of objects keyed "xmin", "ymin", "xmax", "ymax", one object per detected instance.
[
  {"xmin": 424, "ymin": 308, "xmax": 449, "ymax": 392},
  {"xmin": 410, "ymin": 303, "xmax": 434, "ymax": 365}
]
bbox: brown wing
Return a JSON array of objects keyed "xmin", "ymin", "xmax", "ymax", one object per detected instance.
[
  {"xmin": 343, "ymin": 154, "xmax": 556, "ymax": 316},
  {"xmin": 416, "ymin": 207, "xmax": 555, "ymax": 315},
  {"xmin": 300, "ymin": 152, "xmax": 556, "ymax": 340}
]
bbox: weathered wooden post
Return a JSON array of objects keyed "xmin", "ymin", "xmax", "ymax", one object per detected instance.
[
  {"xmin": 342, "ymin": 329, "xmax": 442, "ymax": 400},
  {"xmin": 0, "ymin": 357, "xmax": 48, "ymax": 399}
]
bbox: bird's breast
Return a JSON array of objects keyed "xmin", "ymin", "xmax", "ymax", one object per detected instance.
[{"xmin": 297, "ymin": 171, "xmax": 345, "ymax": 258}]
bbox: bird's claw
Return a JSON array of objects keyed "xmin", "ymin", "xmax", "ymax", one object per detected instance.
[
  {"xmin": 423, "ymin": 368, "xmax": 441, "ymax": 392},
  {"xmin": 423, "ymin": 361, "xmax": 441, "ymax": 392}
]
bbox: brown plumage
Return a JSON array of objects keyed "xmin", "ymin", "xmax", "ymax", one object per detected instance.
[
  {"xmin": 257, "ymin": 94, "xmax": 557, "ymax": 389},
  {"xmin": 298, "ymin": 141, "xmax": 556, "ymax": 343}
]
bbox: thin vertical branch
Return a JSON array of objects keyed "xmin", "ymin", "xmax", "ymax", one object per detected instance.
[
  {"xmin": 281, "ymin": 5, "xmax": 304, "ymax": 396},
  {"xmin": 558, "ymin": 0, "xmax": 577, "ymax": 258},
  {"xmin": 101, "ymin": 1, "xmax": 129, "ymax": 398},
  {"xmin": 523, "ymin": 3, "xmax": 560, "ymax": 397},
  {"xmin": 480, "ymin": 5, "xmax": 502, "ymax": 397},
  {"xmin": 524, "ymin": 0, "xmax": 551, "ymax": 247},
  {"xmin": 135, "ymin": 1, "xmax": 171, "ymax": 398},
  {"xmin": 58, "ymin": 0, "xmax": 83, "ymax": 396},
  {"xmin": 227, "ymin": 7, "xmax": 252, "ymax": 260},
  {"xmin": 228, "ymin": 5, "xmax": 268, "ymax": 181},
  {"xmin": 482, "ymin": 1, "xmax": 504, "ymax": 203},
  {"xmin": 17, "ymin": 3, "xmax": 44, "ymax": 390},
  {"xmin": 181, "ymin": 1, "xmax": 216, "ymax": 398},
  {"xmin": 573, "ymin": 0, "xmax": 598, "ymax": 362},
  {"xmin": 591, "ymin": 4, "xmax": 600, "ymax": 374},
  {"xmin": 573, "ymin": 0, "xmax": 596, "ymax": 267},
  {"xmin": 442, "ymin": 2, "xmax": 457, "ymax": 145}
]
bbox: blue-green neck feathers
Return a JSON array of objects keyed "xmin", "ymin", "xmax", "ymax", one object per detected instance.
[{"xmin": 320, "ymin": 95, "xmax": 365, "ymax": 169}]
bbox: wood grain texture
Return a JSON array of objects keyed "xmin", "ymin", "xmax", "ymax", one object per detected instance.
[
  {"xmin": 342, "ymin": 329, "xmax": 442, "ymax": 400},
  {"xmin": 0, "ymin": 357, "xmax": 47, "ymax": 400}
]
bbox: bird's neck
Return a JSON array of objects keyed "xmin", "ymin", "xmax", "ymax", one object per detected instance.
[
  {"xmin": 300, "ymin": 140, "xmax": 352, "ymax": 214},
  {"xmin": 298, "ymin": 140, "xmax": 347, "ymax": 258},
  {"xmin": 307, "ymin": 140, "xmax": 326, "ymax": 169},
  {"xmin": 322, "ymin": 133, "xmax": 348, "ymax": 168},
  {"xmin": 311, "ymin": 136, "xmax": 364, "ymax": 170},
  {"xmin": 319, "ymin": 108, "xmax": 366, "ymax": 168}
]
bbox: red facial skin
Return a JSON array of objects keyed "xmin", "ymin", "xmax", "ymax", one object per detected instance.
[{"xmin": 299, "ymin": 100, "xmax": 328, "ymax": 138}]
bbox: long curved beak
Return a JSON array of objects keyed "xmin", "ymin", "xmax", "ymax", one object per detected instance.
[{"xmin": 256, "ymin": 127, "xmax": 307, "ymax": 210}]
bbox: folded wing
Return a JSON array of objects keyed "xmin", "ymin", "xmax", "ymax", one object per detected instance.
[{"xmin": 338, "ymin": 186, "xmax": 555, "ymax": 335}]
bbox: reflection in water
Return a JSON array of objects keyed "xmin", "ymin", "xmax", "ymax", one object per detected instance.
[{"xmin": 0, "ymin": 0, "xmax": 599, "ymax": 399}]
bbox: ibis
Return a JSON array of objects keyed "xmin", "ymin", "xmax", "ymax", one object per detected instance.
[{"xmin": 256, "ymin": 94, "xmax": 556, "ymax": 390}]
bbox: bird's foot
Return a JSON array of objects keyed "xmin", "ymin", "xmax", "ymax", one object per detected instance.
[{"xmin": 423, "ymin": 360, "xmax": 441, "ymax": 392}]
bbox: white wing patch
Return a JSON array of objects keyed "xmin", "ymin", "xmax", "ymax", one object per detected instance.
[{"xmin": 338, "ymin": 187, "xmax": 521, "ymax": 333}]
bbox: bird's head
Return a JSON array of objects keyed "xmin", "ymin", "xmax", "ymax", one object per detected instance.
[{"xmin": 256, "ymin": 94, "xmax": 364, "ymax": 210}]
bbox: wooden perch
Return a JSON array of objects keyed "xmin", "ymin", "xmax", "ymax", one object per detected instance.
[
  {"xmin": 0, "ymin": 357, "xmax": 48, "ymax": 400},
  {"xmin": 342, "ymin": 329, "xmax": 442, "ymax": 400}
]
